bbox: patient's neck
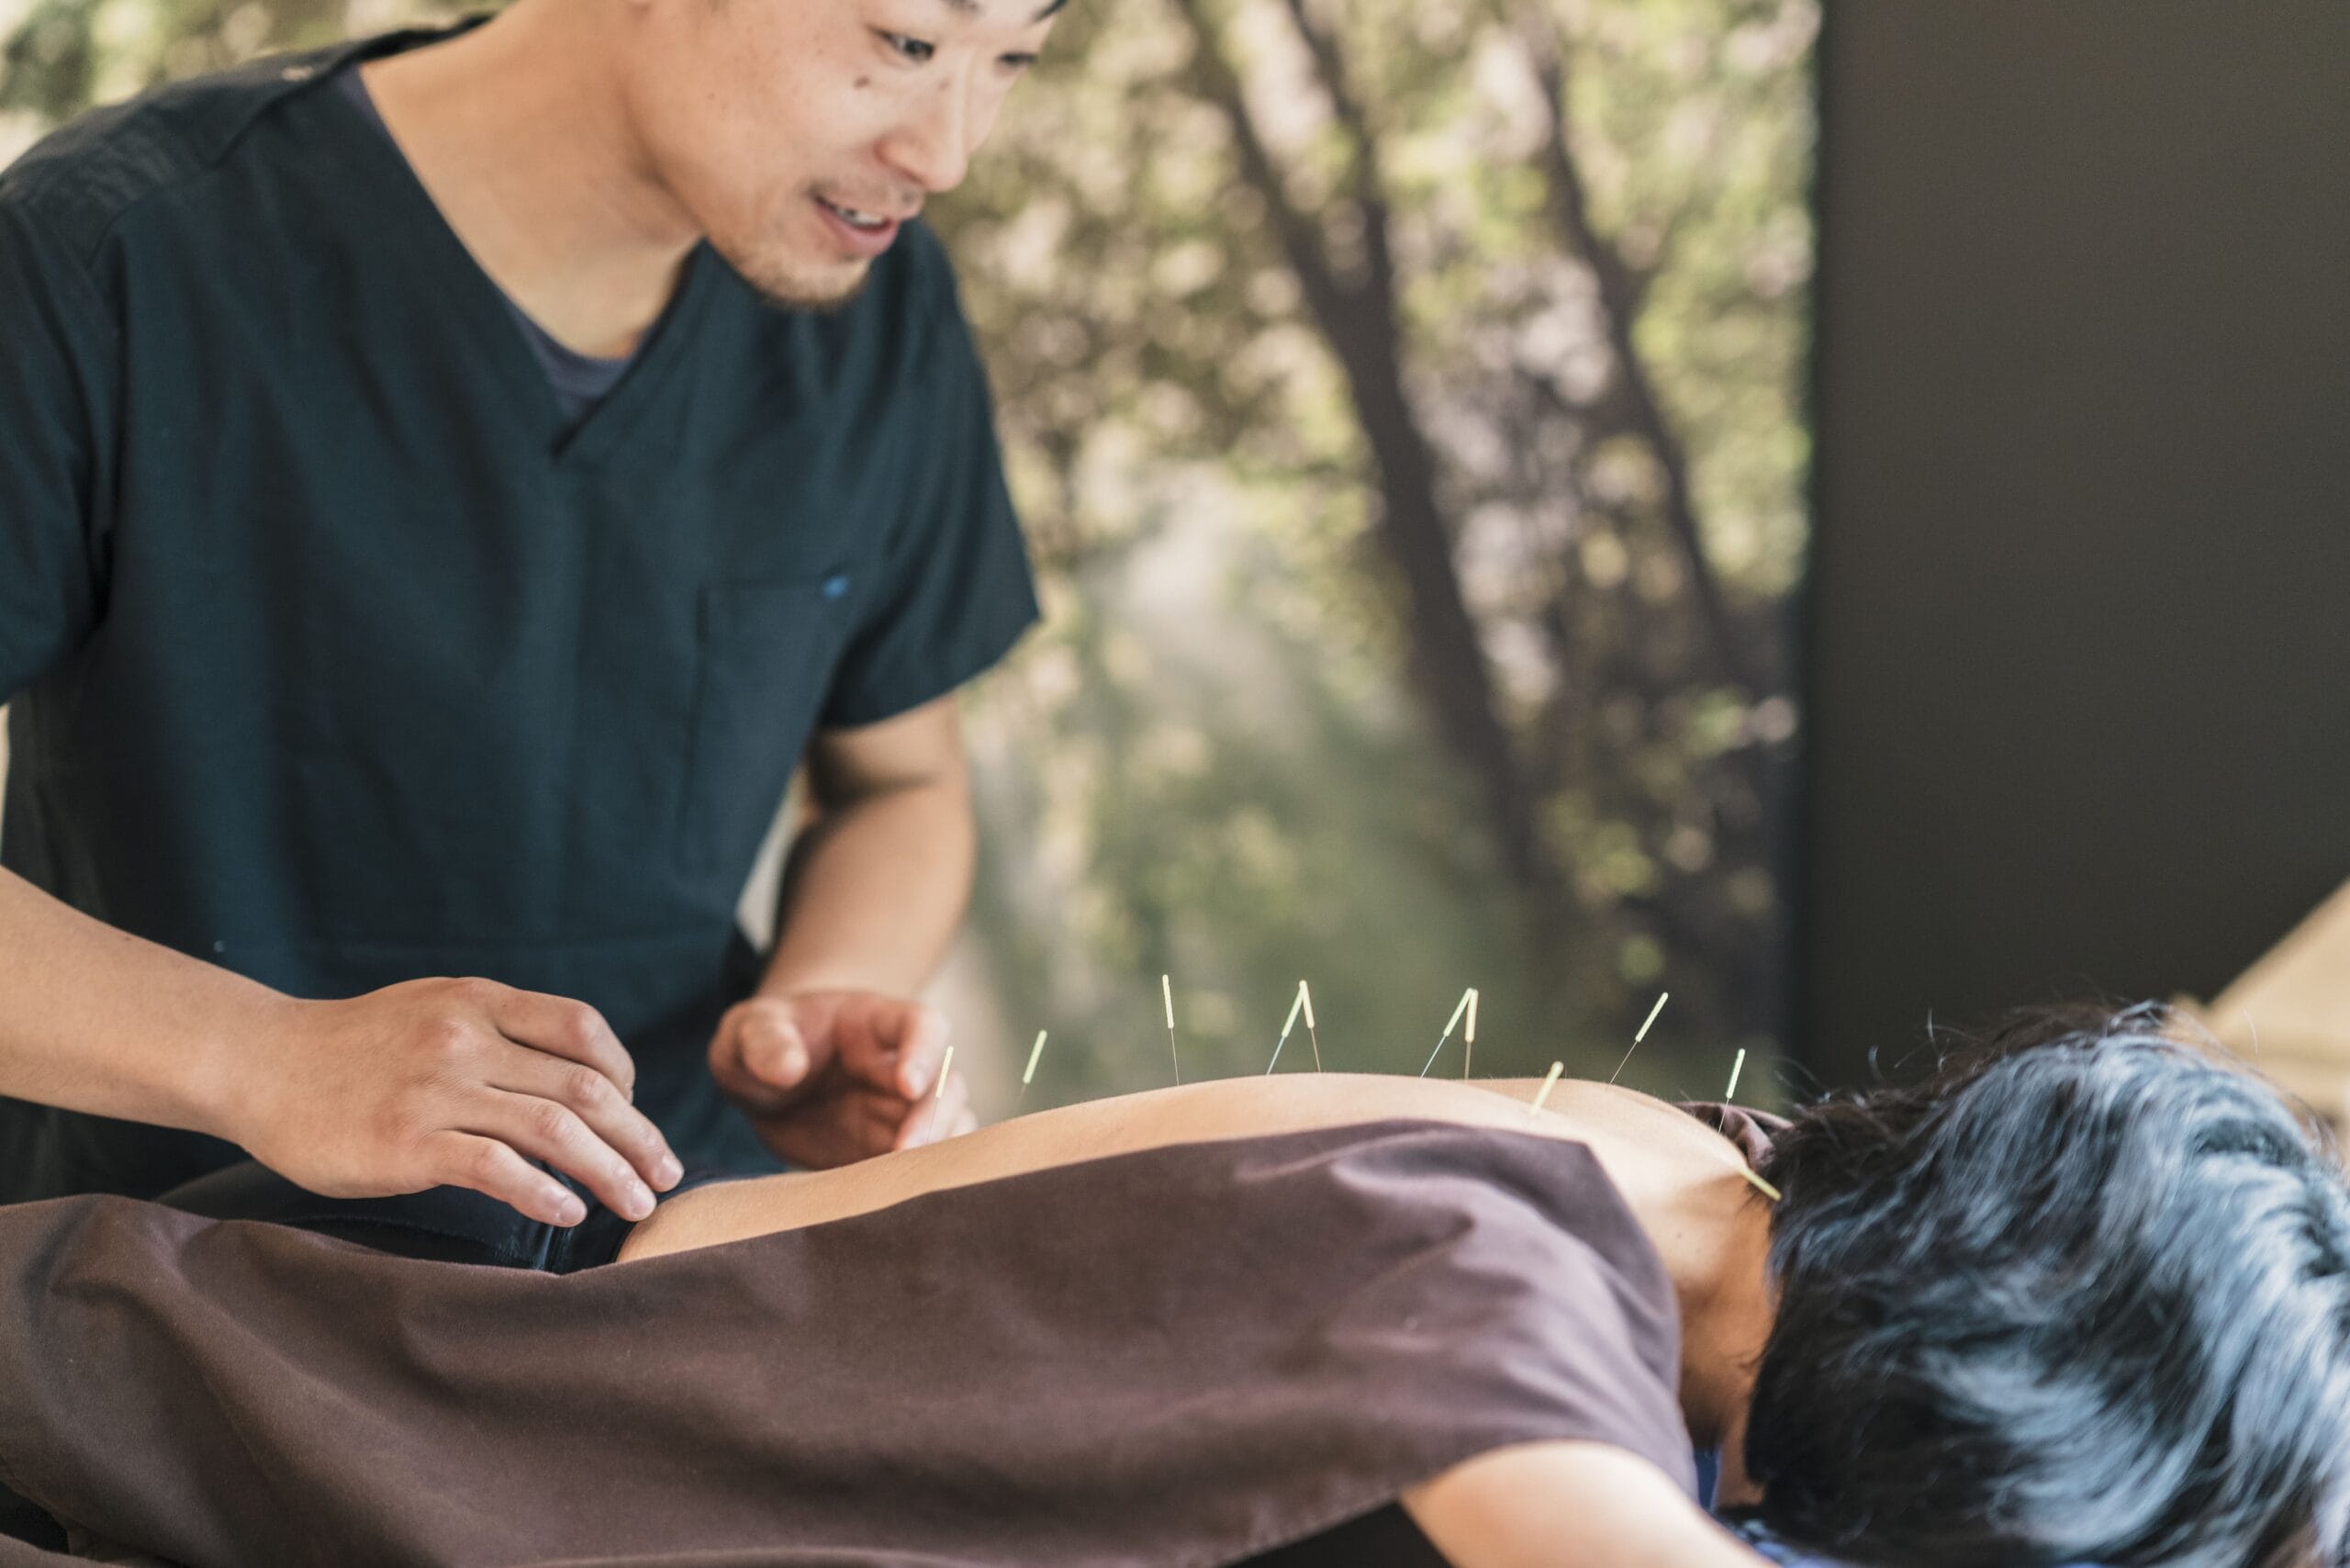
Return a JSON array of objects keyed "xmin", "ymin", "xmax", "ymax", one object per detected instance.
[
  {"xmin": 1531, "ymin": 1087, "xmax": 1775, "ymax": 1455},
  {"xmin": 1668, "ymin": 1186, "xmax": 1773, "ymax": 1453}
]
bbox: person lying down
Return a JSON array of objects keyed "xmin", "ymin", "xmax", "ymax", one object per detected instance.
[{"xmin": 0, "ymin": 1005, "xmax": 2344, "ymax": 1568}]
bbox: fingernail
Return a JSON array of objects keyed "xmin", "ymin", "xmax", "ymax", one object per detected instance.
[
  {"xmin": 554, "ymin": 1195, "xmax": 587, "ymax": 1226},
  {"xmin": 623, "ymin": 1182, "xmax": 655, "ymax": 1221},
  {"xmin": 778, "ymin": 1044, "xmax": 807, "ymax": 1083},
  {"xmin": 656, "ymin": 1154, "xmax": 684, "ymax": 1188}
]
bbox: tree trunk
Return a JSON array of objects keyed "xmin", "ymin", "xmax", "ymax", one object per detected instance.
[{"xmin": 1169, "ymin": 0, "xmax": 1562, "ymax": 920}]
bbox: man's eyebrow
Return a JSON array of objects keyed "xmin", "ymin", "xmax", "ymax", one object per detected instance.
[{"xmin": 921, "ymin": 0, "xmax": 1067, "ymax": 24}]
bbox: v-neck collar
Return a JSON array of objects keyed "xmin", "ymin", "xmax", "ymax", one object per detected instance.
[{"xmin": 296, "ymin": 20, "xmax": 722, "ymax": 469}]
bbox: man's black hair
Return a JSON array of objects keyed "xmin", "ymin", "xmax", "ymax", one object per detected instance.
[{"xmin": 1743, "ymin": 1002, "xmax": 2350, "ymax": 1568}]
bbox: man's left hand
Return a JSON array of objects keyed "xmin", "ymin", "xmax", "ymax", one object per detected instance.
[{"xmin": 708, "ymin": 990, "xmax": 975, "ymax": 1169}]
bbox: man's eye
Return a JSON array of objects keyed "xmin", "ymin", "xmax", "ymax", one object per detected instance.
[
  {"xmin": 879, "ymin": 31, "xmax": 934, "ymax": 62},
  {"xmin": 1000, "ymin": 51, "xmax": 1037, "ymax": 72}
]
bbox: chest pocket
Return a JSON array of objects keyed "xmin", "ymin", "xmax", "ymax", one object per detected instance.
[{"xmin": 676, "ymin": 574, "xmax": 859, "ymax": 876}]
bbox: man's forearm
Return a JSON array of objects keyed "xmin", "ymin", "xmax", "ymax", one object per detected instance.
[
  {"xmin": 759, "ymin": 777, "xmax": 976, "ymax": 998},
  {"xmin": 0, "ymin": 865, "xmax": 280, "ymax": 1136},
  {"xmin": 3, "ymin": 868, "xmax": 679, "ymax": 1220}
]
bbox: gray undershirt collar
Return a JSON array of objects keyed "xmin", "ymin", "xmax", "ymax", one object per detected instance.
[{"xmin": 331, "ymin": 63, "xmax": 634, "ymax": 425}]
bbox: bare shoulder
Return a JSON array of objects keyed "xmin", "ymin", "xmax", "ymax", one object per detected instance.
[{"xmin": 1403, "ymin": 1441, "xmax": 1768, "ymax": 1568}]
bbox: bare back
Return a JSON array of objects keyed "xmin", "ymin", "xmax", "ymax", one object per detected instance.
[{"xmin": 619, "ymin": 1071, "xmax": 1757, "ymax": 1261}]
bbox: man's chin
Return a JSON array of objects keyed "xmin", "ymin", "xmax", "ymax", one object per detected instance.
[{"xmin": 724, "ymin": 244, "xmax": 873, "ymax": 314}]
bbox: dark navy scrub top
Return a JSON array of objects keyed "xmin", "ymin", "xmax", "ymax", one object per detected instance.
[{"xmin": 0, "ymin": 23, "xmax": 1040, "ymax": 1203}]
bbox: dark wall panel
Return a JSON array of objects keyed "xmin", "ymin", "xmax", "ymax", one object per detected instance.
[{"xmin": 1804, "ymin": 2, "xmax": 2350, "ymax": 1080}]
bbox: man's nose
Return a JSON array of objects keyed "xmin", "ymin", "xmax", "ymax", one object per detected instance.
[{"xmin": 880, "ymin": 76, "xmax": 975, "ymax": 195}]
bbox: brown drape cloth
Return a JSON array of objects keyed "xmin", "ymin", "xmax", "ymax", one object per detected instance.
[{"xmin": 0, "ymin": 1120, "xmax": 1698, "ymax": 1567}]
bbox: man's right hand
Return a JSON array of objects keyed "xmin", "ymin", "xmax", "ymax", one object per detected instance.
[{"xmin": 226, "ymin": 978, "xmax": 682, "ymax": 1226}]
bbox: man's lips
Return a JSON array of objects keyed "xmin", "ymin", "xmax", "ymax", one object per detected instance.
[
  {"xmin": 812, "ymin": 195, "xmax": 905, "ymax": 258},
  {"xmin": 815, "ymin": 195, "xmax": 918, "ymax": 227}
]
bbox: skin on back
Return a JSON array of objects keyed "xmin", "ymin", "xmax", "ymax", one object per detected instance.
[{"xmin": 619, "ymin": 1072, "xmax": 1754, "ymax": 1256}]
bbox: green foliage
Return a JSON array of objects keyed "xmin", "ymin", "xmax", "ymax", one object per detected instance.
[{"xmin": 940, "ymin": 0, "xmax": 1813, "ymax": 1103}]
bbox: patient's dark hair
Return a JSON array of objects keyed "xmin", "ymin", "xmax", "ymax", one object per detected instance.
[{"xmin": 1744, "ymin": 1002, "xmax": 2350, "ymax": 1568}]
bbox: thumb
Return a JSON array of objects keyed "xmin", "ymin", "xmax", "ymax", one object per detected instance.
[{"xmin": 714, "ymin": 1003, "xmax": 815, "ymax": 1108}]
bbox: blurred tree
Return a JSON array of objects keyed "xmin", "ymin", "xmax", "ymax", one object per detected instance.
[{"xmin": 940, "ymin": 0, "xmax": 1813, "ymax": 1091}]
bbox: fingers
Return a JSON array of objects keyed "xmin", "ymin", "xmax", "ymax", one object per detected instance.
[
  {"xmin": 829, "ymin": 996, "xmax": 952, "ymax": 1100},
  {"xmin": 256, "ymin": 980, "xmax": 687, "ymax": 1225},
  {"xmin": 470, "ymin": 984, "xmax": 677, "ymax": 1197},
  {"xmin": 892, "ymin": 1004, "xmax": 953, "ymax": 1100},
  {"xmin": 892, "ymin": 1058, "xmax": 973, "ymax": 1152},
  {"xmin": 417, "ymin": 1129, "xmax": 588, "ymax": 1228},
  {"xmin": 709, "ymin": 1002, "xmax": 822, "ymax": 1111},
  {"xmin": 481, "ymin": 984, "xmax": 639, "ymax": 1103},
  {"xmin": 487, "ymin": 1044, "xmax": 683, "ymax": 1196},
  {"xmin": 457, "ymin": 1087, "xmax": 662, "ymax": 1222},
  {"xmin": 710, "ymin": 992, "xmax": 972, "ymax": 1170}
]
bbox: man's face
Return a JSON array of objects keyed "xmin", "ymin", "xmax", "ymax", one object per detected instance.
[{"xmin": 621, "ymin": 0, "xmax": 1055, "ymax": 308}]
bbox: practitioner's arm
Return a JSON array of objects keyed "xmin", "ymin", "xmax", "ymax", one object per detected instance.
[
  {"xmin": 767, "ymin": 696, "xmax": 977, "ymax": 1001},
  {"xmin": 705, "ymin": 695, "xmax": 979, "ymax": 1168},
  {"xmin": 0, "ymin": 866, "xmax": 677, "ymax": 1222},
  {"xmin": 1404, "ymin": 1441, "xmax": 1769, "ymax": 1568}
]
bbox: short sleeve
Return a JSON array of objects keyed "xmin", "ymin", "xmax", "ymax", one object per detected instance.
[
  {"xmin": 817, "ymin": 290, "xmax": 1038, "ymax": 728},
  {"xmin": 0, "ymin": 199, "xmax": 114, "ymax": 703}
]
